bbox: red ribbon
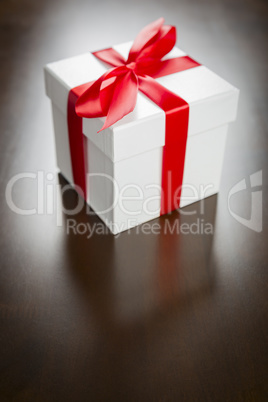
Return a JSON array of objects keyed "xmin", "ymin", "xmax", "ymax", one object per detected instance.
[{"xmin": 67, "ymin": 18, "xmax": 200, "ymax": 214}]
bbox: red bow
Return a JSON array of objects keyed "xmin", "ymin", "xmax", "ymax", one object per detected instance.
[
  {"xmin": 68, "ymin": 18, "xmax": 200, "ymax": 214},
  {"xmin": 75, "ymin": 18, "xmax": 197, "ymax": 132}
]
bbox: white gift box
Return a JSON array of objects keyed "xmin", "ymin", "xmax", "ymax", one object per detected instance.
[{"xmin": 44, "ymin": 41, "xmax": 239, "ymax": 234}]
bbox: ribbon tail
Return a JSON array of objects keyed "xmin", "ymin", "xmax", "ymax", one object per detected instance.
[
  {"xmin": 98, "ymin": 70, "xmax": 139, "ymax": 131},
  {"xmin": 75, "ymin": 73, "xmax": 107, "ymax": 118}
]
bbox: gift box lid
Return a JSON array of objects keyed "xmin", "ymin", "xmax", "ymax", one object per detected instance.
[{"xmin": 44, "ymin": 41, "xmax": 239, "ymax": 163}]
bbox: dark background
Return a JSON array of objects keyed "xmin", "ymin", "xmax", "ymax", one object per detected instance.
[{"xmin": 0, "ymin": 0, "xmax": 267, "ymax": 401}]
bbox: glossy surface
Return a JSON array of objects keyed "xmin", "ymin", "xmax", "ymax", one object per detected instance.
[{"xmin": 0, "ymin": 0, "xmax": 267, "ymax": 400}]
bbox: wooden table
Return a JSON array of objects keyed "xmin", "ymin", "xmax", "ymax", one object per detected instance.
[{"xmin": 0, "ymin": 0, "xmax": 267, "ymax": 400}]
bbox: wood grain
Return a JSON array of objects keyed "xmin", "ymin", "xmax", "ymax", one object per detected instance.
[{"xmin": 0, "ymin": 0, "xmax": 267, "ymax": 400}]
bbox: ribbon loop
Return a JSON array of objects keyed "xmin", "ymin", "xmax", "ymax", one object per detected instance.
[{"xmin": 128, "ymin": 24, "xmax": 176, "ymax": 63}]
